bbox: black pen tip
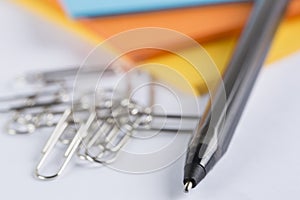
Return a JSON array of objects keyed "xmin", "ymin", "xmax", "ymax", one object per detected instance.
[{"xmin": 184, "ymin": 181, "xmax": 193, "ymax": 193}]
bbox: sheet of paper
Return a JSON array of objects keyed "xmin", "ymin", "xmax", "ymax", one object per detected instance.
[
  {"xmin": 0, "ymin": 1, "xmax": 300, "ymax": 200},
  {"xmin": 60, "ymin": 0, "xmax": 246, "ymax": 18}
]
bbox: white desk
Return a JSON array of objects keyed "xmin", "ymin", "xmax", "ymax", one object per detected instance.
[{"xmin": 0, "ymin": 1, "xmax": 300, "ymax": 199}]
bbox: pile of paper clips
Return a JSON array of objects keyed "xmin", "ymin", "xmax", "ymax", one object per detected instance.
[{"xmin": 0, "ymin": 65, "xmax": 200, "ymax": 180}]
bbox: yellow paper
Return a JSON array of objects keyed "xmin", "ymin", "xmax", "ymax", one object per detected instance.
[{"xmin": 143, "ymin": 16, "xmax": 300, "ymax": 94}]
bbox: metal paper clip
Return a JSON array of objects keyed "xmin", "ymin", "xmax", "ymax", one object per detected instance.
[
  {"xmin": 23, "ymin": 66, "xmax": 114, "ymax": 84},
  {"xmin": 3, "ymin": 93, "xmax": 115, "ymax": 135},
  {"xmin": 34, "ymin": 108, "xmax": 92, "ymax": 180},
  {"xmin": 1, "ymin": 65, "xmax": 202, "ymax": 181},
  {"xmin": 79, "ymin": 100, "xmax": 200, "ymax": 165},
  {"xmin": 83, "ymin": 100, "xmax": 151, "ymax": 164},
  {"xmin": 34, "ymin": 98, "xmax": 116, "ymax": 180},
  {"xmin": 0, "ymin": 87, "xmax": 71, "ymax": 115}
]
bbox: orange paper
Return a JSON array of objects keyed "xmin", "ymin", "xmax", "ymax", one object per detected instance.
[{"xmin": 75, "ymin": 0, "xmax": 300, "ymax": 61}]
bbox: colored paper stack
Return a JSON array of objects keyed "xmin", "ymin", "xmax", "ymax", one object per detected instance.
[{"xmin": 12, "ymin": 0, "xmax": 300, "ymax": 93}]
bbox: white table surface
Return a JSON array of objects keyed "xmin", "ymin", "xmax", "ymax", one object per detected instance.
[{"xmin": 0, "ymin": 1, "xmax": 300, "ymax": 200}]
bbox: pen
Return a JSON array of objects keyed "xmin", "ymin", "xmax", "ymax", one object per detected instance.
[{"xmin": 183, "ymin": 0, "xmax": 290, "ymax": 192}]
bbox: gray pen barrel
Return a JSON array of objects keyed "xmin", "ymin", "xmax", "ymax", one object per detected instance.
[{"xmin": 184, "ymin": 0, "xmax": 290, "ymax": 189}]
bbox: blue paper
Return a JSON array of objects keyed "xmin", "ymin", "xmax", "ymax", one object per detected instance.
[{"xmin": 60, "ymin": 0, "xmax": 247, "ymax": 18}]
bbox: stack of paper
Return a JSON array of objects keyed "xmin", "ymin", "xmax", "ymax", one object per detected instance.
[{"xmin": 12, "ymin": 0, "xmax": 300, "ymax": 93}]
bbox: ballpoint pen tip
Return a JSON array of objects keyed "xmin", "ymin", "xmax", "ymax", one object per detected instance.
[{"xmin": 184, "ymin": 181, "xmax": 193, "ymax": 193}]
